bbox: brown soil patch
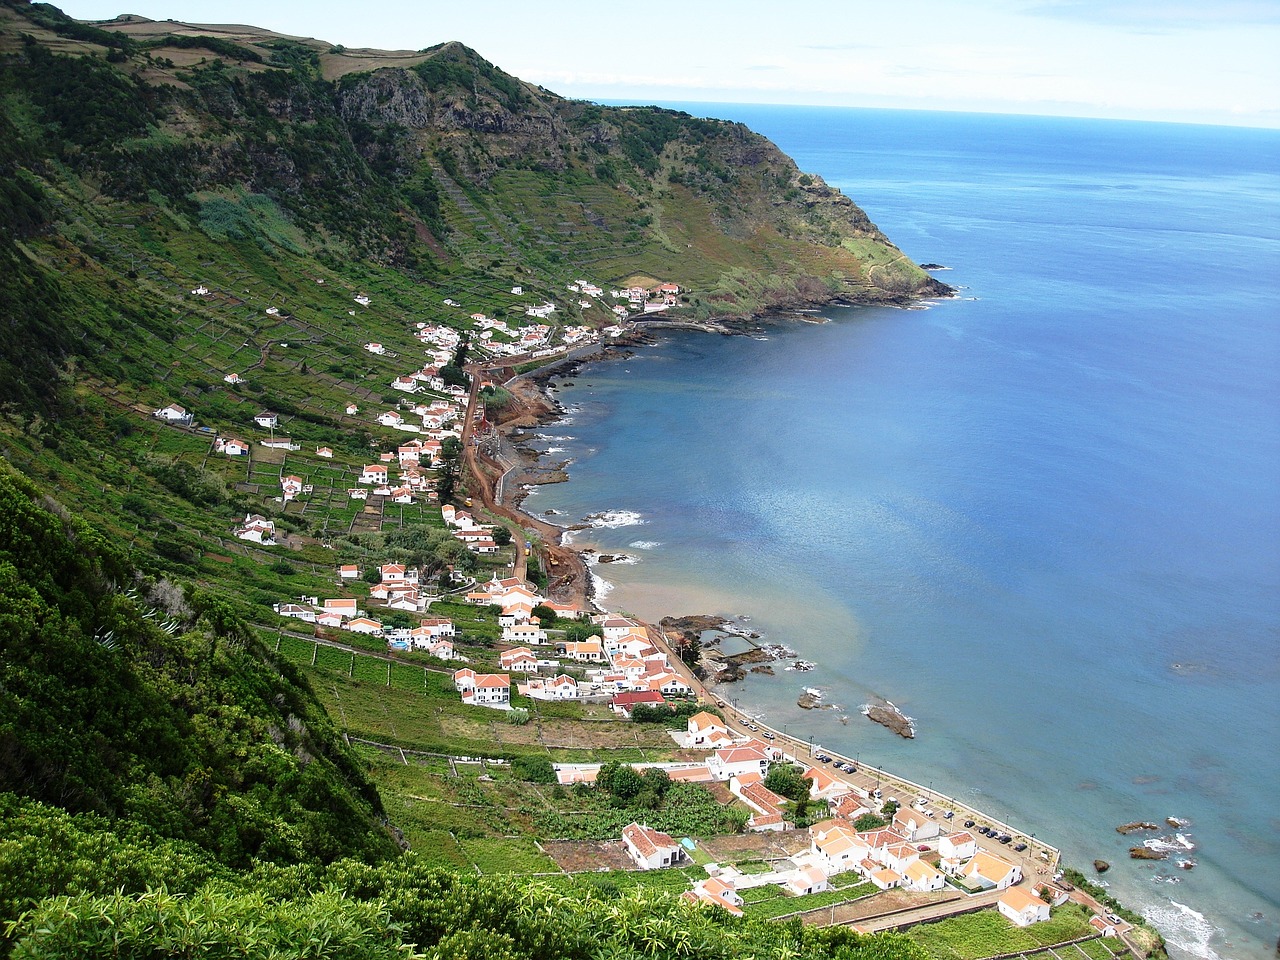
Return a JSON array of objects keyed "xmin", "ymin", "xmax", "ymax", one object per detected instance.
[
  {"xmin": 543, "ymin": 839, "xmax": 637, "ymax": 873},
  {"xmin": 698, "ymin": 831, "xmax": 812, "ymax": 862}
]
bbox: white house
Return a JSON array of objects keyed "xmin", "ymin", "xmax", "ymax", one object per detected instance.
[
  {"xmin": 892, "ymin": 808, "xmax": 941, "ymax": 843},
  {"xmin": 499, "ymin": 647, "xmax": 539, "ymax": 673},
  {"xmin": 522, "ymin": 674, "xmax": 579, "ymax": 701},
  {"xmin": 254, "ymin": 412, "xmax": 279, "ymax": 429},
  {"xmin": 234, "ymin": 514, "xmax": 275, "ymax": 545},
  {"xmin": 338, "ymin": 565, "xmax": 360, "ymax": 580},
  {"xmin": 687, "ymin": 711, "xmax": 731, "ymax": 748},
  {"xmin": 223, "ymin": 372, "xmax": 244, "ymax": 384},
  {"xmin": 621, "ymin": 822, "xmax": 683, "ymax": 870},
  {"xmin": 962, "ymin": 852, "xmax": 1022, "ymax": 891},
  {"xmin": 360, "ymin": 464, "xmax": 389, "ymax": 485},
  {"xmin": 502, "ymin": 622, "xmax": 547, "ymax": 646},
  {"xmin": 786, "ymin": 865, "xmax": 830, "ymax": 897},
  {"xmin": 273, "ymin": 603, "xmax": 315, "ymax": 622},
  {"xmin": 683, "ymin": 877, "xmax": 743, "ymax": 916},
  {"xmin": 453, "ymin": 669, "xmax": 510, "ymax": 708},
  {"xmin": 902, "ymin": 859, "xmax": 947, "ymax": 893},
  {"xmin": 322, "ymin": 598, "xmax": 360, "ymax": 618},
  {"xmin": 217, "ymin": 437, "xmax": 250, "ymax": 457},
  {"xmin": 938, "ymin": 831, "xmax": 977, "ymax": 868},
  {"xmin": 707, "ymin": 743, "xmax": 770, "ymax": 782},
  {"xmin": 808, "ymin": 823, "xmax": 870, "ymax": 876},
  {"xmin": 153, "ymin": 403, "xmax": 189, "ymax": 422},
  {"xmin": 344, "ymin": 617, "xmax": 384, "ymax": 637},
  {"xmin": 998, "ymin": 887, "xmax": 1050, "ymax": 927}
]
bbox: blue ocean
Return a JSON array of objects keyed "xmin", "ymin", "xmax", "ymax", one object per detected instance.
[{"xmin": 528, "ymin": 107, "xmax": 1280, "ymax": 959}]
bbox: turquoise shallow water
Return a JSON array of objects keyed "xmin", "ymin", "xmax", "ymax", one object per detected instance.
[{"xmin": 530, "ymin": 108, "xmax": 1280, "ymax": 959}]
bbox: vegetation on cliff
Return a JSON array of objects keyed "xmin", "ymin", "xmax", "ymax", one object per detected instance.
[{"xmin": 0, "ymin": 5, "xmax": 969, "ymax": 957}]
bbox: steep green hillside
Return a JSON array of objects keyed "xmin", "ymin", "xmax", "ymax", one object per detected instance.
[
  {"xmin": 0, "ymin": 7, "xmax": 957, "ymax": 957},
  {"xmin": 0, "ymin": 463, "xmax": 396, "ymax": 869},
  {"xmin": 0, "ymin": 1, "xmax": 944, "ymax": 410}
]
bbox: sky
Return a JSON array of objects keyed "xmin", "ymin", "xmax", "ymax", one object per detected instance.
[{"xmin": 58, "ymin": 0, "xmax": 1280, "ymax": 128}]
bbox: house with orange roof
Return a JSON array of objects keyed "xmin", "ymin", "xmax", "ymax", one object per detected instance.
[
  {"xmin": 786, "ymin": 865, "xmax": 829, "ymax": 897},
  {"xmin": 998, "ymin": 886, "xmax": 1050, "ymax": 926},
  {"xmin": 903, "ymin": 859, "xmax": 947, "ymax": 893},
  {"xmin": 880, "ymin": 841, "xmax": 922, "ymax": 875},
  {"xmin": 610, "ymin": 691, "xmax": 667, "ymax": 718},
  {"xmin": 856, "ymin": 829, "xmax": 908, "ymax": 858},
  {"xmin": 499, "ymin": 647, "xmax": 539, "ymax": 673},
  {"xmin": 521, "ymin": 674, "xmax": 578, "ymax": 701},
  {"xmin": 687, "ymin": 711, "xmax": 731, "ymax": 748},
  {"xmin": 1089, "ymin": 915, "xmax": 1118, "ymax": 937},
  {"xmin": 938, "ymin": 831, "xmax": 977, "ymax": 869},
  {"xmin": 831, "ymin": 794, "xmax": 872, "ymax": 821},
  {"xmin": 804, "ymin": 765, "xmax": 848, "ymax": 800},
  {"xmin": 502, "ymin": 622, "xmax": 547, "ymax": 646},
  {"xmin": 650, "ymin": 673, "xmax": 692, "ymax": 696},
  {"xmin": 962, "ymin": 851, "xmax": 1022, "ymax": 890},
  {"xmin": 731, "ymin": 777, "xmax": 791, "ymax": 832},
  {"xmin": 499, "ymin": 603, "xmax": 537, "ymax": 626},
  {"xmin": 344, "ymin": 617, "xmax": 384, "ymax": 636},
  {"xmin": 561, "ymin": 639, "xmax": 605, "ymax": 662},
  {"xmin": 707, "ymin": 743, "xmax": 770, "ymax": 782},
  {"xmin": 453, "ymin": 670, "xmax": 510, "ymax": 708},
  {"xmin": 621, "ymin": 822, "xmax": 683, "ymax": 870},
  {"xmin": 892, "ymin": 807, "xmax": 941, "ymax": 842},
  {"xmin": 868, "ymin": 866, "xmax": 903, "ymax": 891},
  {"xmin": 322, "ymin": 598, "xmax": 359, "ymax": 617},
  {"xmin": 338, "ymin": 564, "xmax": 360, "ymax": 579},
  {"xmin": 601, "ymin": 616, "xmax": 646, "ymax": 643},
  {"xmin": 682, "ymin": 877, "xmax": 743, "ymax": 916},
  {"xmin": 809, "ymin": 825, "xmax": 870, "ymax": 875}
]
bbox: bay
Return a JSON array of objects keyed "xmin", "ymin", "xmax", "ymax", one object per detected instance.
[{"xmin": 531, "ymin": 107, "xmax": 1280, "ymax": 959}]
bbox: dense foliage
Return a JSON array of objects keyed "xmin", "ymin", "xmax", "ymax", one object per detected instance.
[{"xmin": 0, "ymin": 465, "xmax": 395, "ymax": 868}]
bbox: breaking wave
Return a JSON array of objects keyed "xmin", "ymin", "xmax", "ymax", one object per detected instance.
[{"xmin": 584, "ymin": 510, "xmax": 645, "ymax": 528}]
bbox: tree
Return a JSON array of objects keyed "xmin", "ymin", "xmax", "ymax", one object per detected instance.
[
  {"xmin": 596, "ymin": 762, "xmax": 644, "ymax": 804},
  {"xmin": 854, "ymin": 812, "xmax": 888, "ymax": 832},
  {"xmin": 439, "ymin": 364, "xmax": 469, "ymax": 388},
  {"xmin": 510, "ymin": 756, "xmax": 556, "ymax": 783},
  {"xmin": 530, "ymin": 603, "xmax": 556, "ymax": 626},
  {"xmin": 492, "ymin": 526, "xmax": 513, "ymax": 547},
  {"xmin": 763, "ymin": 763, "xmax": 812, "ymax": 804}
]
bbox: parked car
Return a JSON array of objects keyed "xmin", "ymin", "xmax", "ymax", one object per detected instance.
[
  {"xmin": 1014, "ymin": 843, "xmax": 1027, "ymax": 852},
  {"xmin": 964, "ymin": 819, "xmax": 975, "ymax": 828}
]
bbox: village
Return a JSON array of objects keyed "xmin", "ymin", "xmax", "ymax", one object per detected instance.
[{"xmin": 147, "ymin": 272, "xmax": 1132, "ymax": 955}]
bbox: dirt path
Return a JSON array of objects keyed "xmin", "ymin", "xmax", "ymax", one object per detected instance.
[{"xmin": 460, "ymin": 363, "xmax": 591, "ymax": 608}]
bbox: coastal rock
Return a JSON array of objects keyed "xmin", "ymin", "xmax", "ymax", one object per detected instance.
[
  {"xmin": 1094, "ymin": 860, "xmax": 1111, "ymax": 874},
  {"xmin": 1116, "ymin": 821, "xmax": 1161, "ymax": 834},
  {"xmin": 863, "ymin": 702, "xmax": 915, "ymax": 739},
  {"xmin": 1129, "ymin": 846, "xmax": 1168, "ymax": 861},
  {"xmin": 750, "ymin": 665, "xmax": 774, "ymax": 675},
  {"xmin": 798, "ymin": 691, "xmax": 822, "ymax": 709},
  {"xmin": 659, "ymin": 615, "xmax": 729, "ymax": 636}
]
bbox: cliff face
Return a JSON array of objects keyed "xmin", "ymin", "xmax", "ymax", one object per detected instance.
[{"xmin": 0, "ymin": 3, "xmax": 947, "ymax": 410}]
